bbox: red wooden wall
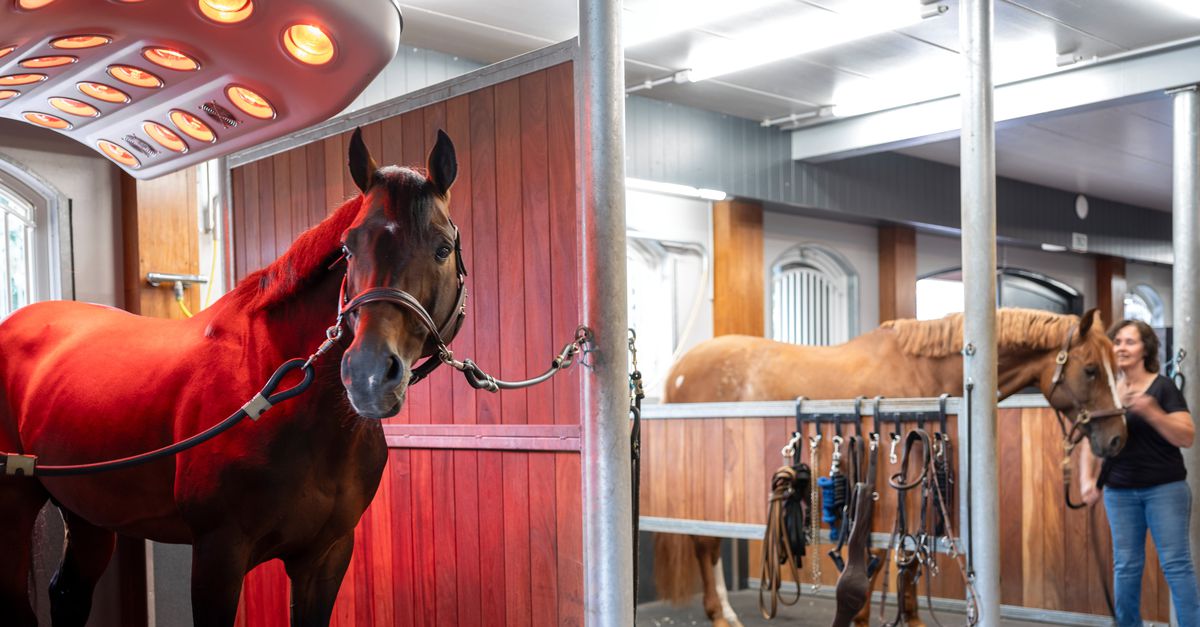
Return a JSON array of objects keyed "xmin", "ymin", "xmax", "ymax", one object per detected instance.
[{"xmin": 228, "ymin": 62, "xmax": 584, "ymax": 626}]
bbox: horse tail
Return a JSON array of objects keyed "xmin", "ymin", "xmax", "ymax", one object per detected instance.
[{"xmin": 653, "ymin": 533, "xmax": 699, "ymax": 604}]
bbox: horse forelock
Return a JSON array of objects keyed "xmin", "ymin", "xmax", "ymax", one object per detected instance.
[
  {"xmin": 374, "ymin": 165, "xmax": 437, "ymax": 231},
  {"xmin": 881, "ymin": 308, "xmax": 1079, "ymax": 357},
  {"xmin": 231, "ymin": 194, "xmax": 365, "ymax": 311}
]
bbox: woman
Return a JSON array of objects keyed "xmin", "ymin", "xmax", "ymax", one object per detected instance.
[{"xmin": 1081, "ymin": 319, "xmax": 1199, "ymax": 627}]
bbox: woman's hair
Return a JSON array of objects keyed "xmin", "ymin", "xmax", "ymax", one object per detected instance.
[{"xmin": 1108, "ymin": 319, "xmax": 1161, "ymax": 373}]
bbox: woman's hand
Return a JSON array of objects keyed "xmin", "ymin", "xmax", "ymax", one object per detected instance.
[
  {"xmin": 1124, "ymin": 393, "xmax": 1162, "ymax": 418},
  {"xmin": 1081, "ymin": 482, "xmax": 1103, "ymax": 506}
]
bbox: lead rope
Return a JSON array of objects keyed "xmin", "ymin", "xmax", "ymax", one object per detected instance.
[
  {"xmin": 628, "ymin": 329, "xmax": 644, "ymax": 620},
  {"xmin": 809, "ymin": 427, "xmax": 823, "ymax": 592}
]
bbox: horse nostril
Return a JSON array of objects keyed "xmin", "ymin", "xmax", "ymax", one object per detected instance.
[{"xmin": 386, "ymin": 354, "xmax": 401, "ymax": 384}]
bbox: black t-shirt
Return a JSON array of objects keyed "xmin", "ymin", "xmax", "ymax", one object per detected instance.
[{"xmin": 1101, "ymin": 374, "xmax": 1190, "ymax": 489}]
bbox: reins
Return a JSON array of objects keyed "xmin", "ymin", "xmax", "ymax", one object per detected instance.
[{"xmin": 2, "ymin": 225, "xmax": 595, "ymax": 477}]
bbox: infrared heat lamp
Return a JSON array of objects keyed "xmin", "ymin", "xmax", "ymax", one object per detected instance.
[{"xmin": 1, "ymin": 0, "xmax": 402, "ymax": 179}]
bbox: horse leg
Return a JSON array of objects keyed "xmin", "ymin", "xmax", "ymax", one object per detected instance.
[
  {"xmin": 692, "ymin": 536, "xmax": 741, "ymax": 627},
  {"xmin": 851, "ymin": 549, "xmax": 885, "ymax": 627},
  {"xmin": 0, "ymin": 480, "xmax": 49, "ymax": 627},
  {"xmin": 190, "ymin": 533, "xmax": 250, "ymax": 627},
  {"xmin": 49, "ymin": 510, "xmax": 115, "ymax": 627},
  {"xmin": 284, "ymin": 532, "xmax": 354, "ymax": 627},
  {"xmin": 900, "ymin": 564, "xmax": 924, "ymax": 627}
]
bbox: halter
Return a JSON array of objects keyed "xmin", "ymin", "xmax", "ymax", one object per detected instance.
[
  {"xmin": 1048, "ymin": 323, "xmax": 1126, "ymax": 447},
  {"xmin": 335, "ymin": 221, "xmax": 469, "ymax": 386}
]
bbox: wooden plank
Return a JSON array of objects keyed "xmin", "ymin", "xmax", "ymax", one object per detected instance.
[
  {"xmin": 711, "ymin": 198, "xmax": 763, "ymax": 337},
  {"xmin": 445, "ymin": 92, "xmax": 483, "ymax": 627},
  {"xmin": 1041, "ymin": 408, "xmax": 1065, "ymax": 610},
  {"xmin": 288, "ymin": 147, "xmax": 308, "ymax": 243},
  {"xmin": 519, "ymin": 70, "xmax": 553, "ymax": 429},
  {"xmin": 351, "ymin": 491, "xmax": 375, "ymax": 626},
  {"xmin": 495, "ymin": 77, "xmax": 527, "ymax": 426},
  {"xmin": 877, "ymin": 224, "xmax": 916, "ymax": 322},
  {"xmin": 399, "ymin": 113, "xmax": 431, "ymax": 427},
  {"xmin": 431, "ymin": 450, "xmax": 459, "ymax": 625},
  {"xmin": 389, "ymin": 450, "xmax": 415, "ymax": 627},
  {"xmin": 724, "ymin": 419, "xmax": 746, "ymax": 522},
  {"xmin": 1021, "ymin": 408, "xmax": 1045, "ymax": 608},
  {"xmin": 255, "ymin": 158, "xmax": 276, "ymax": 274},
  {"xmin": 469, "ymin": 86, "xmax": 501, "ymax": 427},
  {"xmin": 304, "ymin": 142, "xmax": 325, "ymax": 231},
  {"xmin": 410, "ymin": 449, "xmax": 436, "ymax": 625},
  {"xmin": 704, "ymin": 418, "xmax": 724, "ymax": 520},
  {"xmin": 502, "ymin": 451, "xmax": 533, "ymax": 626},
  {"xmin": 555, "ymin": 453, "xmax": 584, "ymax": 625},
  {"xmin": 231, "ymin": 169, "xmax": 247, "ymax": 281},
  {"xmin": 380, "ymin": 112, "xmax": 405, "ymax": 171},
  {"xmin": 1142, "ymin": 535, "xmax": 1160, "ymax": 620},
  {"xmin": 240, "ymin": 163, "xmax": 261, "ymax": 278},
  {"xmin": 240, "ymin": 560, "xmax": 288, "ymax": 627},
  {"xmin": 323, "ymin": 134, "xmax": 345, "ymax": 218},
  {"xmin": 546, "ymin": 61, "xmax": 579, "ymax": 428},
  {"xmin": 998, "ymin": 408, "xmax": 1024, "ymax": 606},
  {"xmin": 270, "ymin": 153, "xmax": 290, "ymax": 261},
  {"xmin": 478, "ymin": 451, "xmax": 508, "ymax": 620},
  {"xmin": 529, "ymin": 453, "xmax": 560, "ymax": 625},
  {"xmin": 743, "ymin": 418, "xmax": 765, "ymax": 523}
]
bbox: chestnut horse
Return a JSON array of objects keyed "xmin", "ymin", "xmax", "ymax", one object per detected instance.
[
  {"xmin": 0, "ymin": 129, "xmax": 463, "ymax": 626},
  {"xmin": 654, "ymin": 307, "xmax": 1127, "ymax": 627}
]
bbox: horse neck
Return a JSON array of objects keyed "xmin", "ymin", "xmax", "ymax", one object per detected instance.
[
  {"xmin": 234, "ymin": 269, "xmax": 346, "ymax": 361},
  {"xmin": 997, "ymin": 346, "xmax": 1055, "ymax": 400}
]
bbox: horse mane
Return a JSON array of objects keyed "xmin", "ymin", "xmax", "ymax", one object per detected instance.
[
  {"xmin": 882, "ymin": 308, "xmax": 1077, "ymax": 357},
  {"xmin": 229, "ymin": 194, "xmax": 364, "ymax": 311}
]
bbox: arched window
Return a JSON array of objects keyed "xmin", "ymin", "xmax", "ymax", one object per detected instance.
[
  {"xmin": 0, "ymin": 154, "xmax": 68, "ymax": 319},
  {"xmin": 1124, "ymin": 284, "xmax": 1164, "ymax": 327},
  {"xmin": 0, "ymin": 184, "xmax": 34, "ymax": 316},
  {"xmin": 917, "ymin": 266, "xmax": 1082, "ymax": 320},
  {"xmin": 770, "ymin": 244, "xmax": 858, "ymax": 345}
]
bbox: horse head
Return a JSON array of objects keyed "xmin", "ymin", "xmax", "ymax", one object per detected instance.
[
  {"xmin": 338, "ymin": 128, "xmax": 464, "ymax": 419},
  {"xmin": 1037, "ymin": 308, "xmax": 1127, "ymax": 458}
]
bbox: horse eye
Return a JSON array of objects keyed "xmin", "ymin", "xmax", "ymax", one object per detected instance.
[
  {"xmin": 1084, "ymin": 365, "xmax": 1099, "ymax": 378},
  {"xmin": 435, "ymin": 244, "xmax": 452, "ymax": 260}
]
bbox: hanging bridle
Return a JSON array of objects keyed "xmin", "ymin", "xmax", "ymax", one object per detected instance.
[
  {"xmin": 335, "ymin": 221, "xmax": 469, "ymax": 387},
  {"xmin": 1048, "ymin": 323, "xmax": 1126, "ymax": 509}
]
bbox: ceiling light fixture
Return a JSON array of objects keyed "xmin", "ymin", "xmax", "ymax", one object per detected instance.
[
  {"xmin": 0, "ymin": 0, "xmax": 401, "ymax": 179},
  {"xmin": 684, "ymin": 0, "xmax": 944, "ymax": 83},
  {"xmin": 626, "ymin": 177, "xmax": 727, "ymax": 201},
  {"xmin": 623, "ymin": 0, "xmax": 777, "ymax": 48}
]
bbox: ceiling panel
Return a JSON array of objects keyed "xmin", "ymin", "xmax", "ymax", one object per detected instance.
[{"xmin": 390, "ymin": 0, "xmax": 1199, "ymax": 212}]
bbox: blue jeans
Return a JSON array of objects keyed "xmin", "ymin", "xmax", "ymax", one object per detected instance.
[{"xmin": 1104, "ymin": 480, "xmax": 1200, "ymax": 627}]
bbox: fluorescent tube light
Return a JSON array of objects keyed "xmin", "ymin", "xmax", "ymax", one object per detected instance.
[
  {"xmin": 623, "ymin": 0, "xmax": 777, "ymax": 47},
  {"xmin": 684, "ymin": 0, "xmax": 930, "ymax": 83},
  {"xmin": 627, "ymin": 178, "xmax": 727, "ymax": 201}
]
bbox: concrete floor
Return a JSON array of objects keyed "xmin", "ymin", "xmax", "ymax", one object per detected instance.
[{"xmin": 636, "ymin": 589, "xmax": 1053, "ymax": 627}]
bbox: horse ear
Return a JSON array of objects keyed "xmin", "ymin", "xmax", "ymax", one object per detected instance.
[
  {"xmin": 348, "ymin": 127, "xmax": 378, "ymax": 193},
  {"xmin": 428, "ymin": 129, "xmax": 457, "ymax": 197},
  {"xmin": 1079, "ymin": 307, "xmax": 1100, "ymax": 336}
]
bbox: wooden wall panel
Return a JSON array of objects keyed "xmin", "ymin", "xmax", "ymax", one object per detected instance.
[
  {"xmin": 712, "ymin": 198, "xmax": 764, "ymax": 337},
  {"xmin": 878, "ymin": 224, "xmax": 916, "ymax": 322},
  {"xmin": 120, "ymin": 168, "xmax": 200, "ymax": 318},
  {"xmin": 641, "ymin": 407, "xmax": 1171, "ymax": 620},
  {"xmin": 1096, "ymin": 255, "xmax": 1127, "ymax": 330},
  {"xmin": 230, "ymin": 64, "xmax": 583, "ymax": 626}
]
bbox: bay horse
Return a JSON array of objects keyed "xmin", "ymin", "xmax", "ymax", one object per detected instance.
[
  {"xmin": 653, "ymin": 307, "xmax": 1127, "ymax": 627},
  {"xmin": 0, "ymin": 128, "xmax": 463, "ymax": 626}
]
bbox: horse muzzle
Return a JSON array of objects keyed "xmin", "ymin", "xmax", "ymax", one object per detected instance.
[{"xmin": 340, "ymin": 344, "xmax": 410, "ymax": 420}]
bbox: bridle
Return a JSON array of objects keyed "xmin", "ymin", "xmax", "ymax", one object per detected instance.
[
  {"xmin": 334, "ymin": 220, "xmax": 469, "ymax": 386},
  {"xmin": 1049, "ymin": 323, "xmax": 1126, "ymax": 509}
]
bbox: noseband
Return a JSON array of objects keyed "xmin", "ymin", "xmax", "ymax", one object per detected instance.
[
  {"xmin": 1048, "ymin": 323, "xmax": 1126, "ymax": 446},
  {"xmin": 335, "ymin": 222, "xmax": 468, "ymax": 386}
]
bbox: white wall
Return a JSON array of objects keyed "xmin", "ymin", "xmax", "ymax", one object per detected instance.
[
  {"xmin": 916, "ymin": 231, "xmax": 1097, "ymax": 311},
  {"xmin": 764, "ymin": 211, "xmax": 880, "ymax": 334},
  {"xmin": 0, "ymin": 121, "xmax": 122, "ymax": 307}
]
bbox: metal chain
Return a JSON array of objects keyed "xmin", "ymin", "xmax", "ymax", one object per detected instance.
[
  {"xmin": 438, "ymin": 326, "xmax": 593, "ymax": 391},
  {"xmin": 628, "ymin": 329, "xmax": 644, "ymax": 618}
]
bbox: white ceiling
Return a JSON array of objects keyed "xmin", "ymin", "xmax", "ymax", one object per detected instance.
[{"xmin": 396, "ymin": 0, "xmax": 1200, "ymax": 211}]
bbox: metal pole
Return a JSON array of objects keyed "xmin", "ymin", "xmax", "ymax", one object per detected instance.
[
  {"xmin": 1172, "ymin": 85, "xmax": 1200, "ymax": 600},
  {"xmin": 960, "ymin": 0, "xmax": 1000, "ymax": 625},
  {"xmin": 578, "ymin": 0, "xmax": 633, "ymax": 624}
]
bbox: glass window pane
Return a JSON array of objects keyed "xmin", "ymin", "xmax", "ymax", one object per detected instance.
[
  {"xmin": 0, "ymin": 187, "xmax": 31, "ymax": 222},
  {"xmin": 8, "ymin": 214, "xmax": 27, "ymax": 312}
]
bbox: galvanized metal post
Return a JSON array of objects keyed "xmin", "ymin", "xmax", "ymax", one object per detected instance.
[
  {"xmin": 1172, "ymin": 86, "xmax": 1200, "ymax": 591},
  {"xmin": 960, "ymin": 0, "xmax": 1000, "ymax": 625},
  {"xmin": 578, "ymin": 0, "xmax": 633, "ymax": 624}
]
